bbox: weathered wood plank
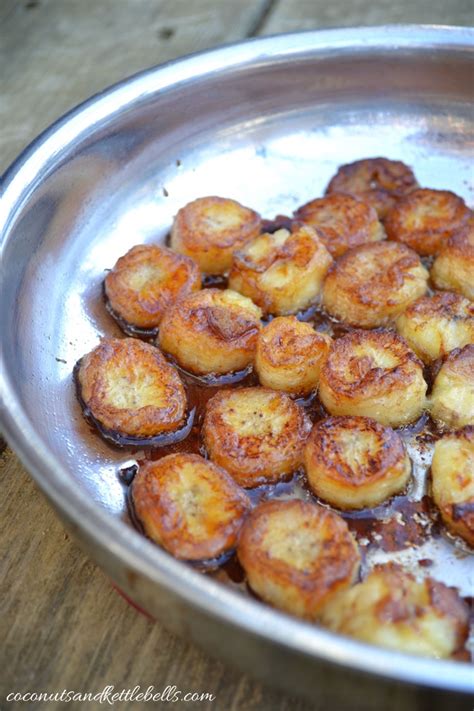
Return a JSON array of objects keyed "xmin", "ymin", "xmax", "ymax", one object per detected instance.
[{"xmin": 259, "ymin": 0, "xmax": 473, "ymax": 35}]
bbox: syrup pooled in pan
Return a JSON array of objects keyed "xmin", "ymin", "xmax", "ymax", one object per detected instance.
[
  {"xmin": 112, "ymin": 307, "xmax": 471, "ymax": 575},
  {"xmin": 96, "ymin": 240, "xmax": 473, "ymax": 657}
]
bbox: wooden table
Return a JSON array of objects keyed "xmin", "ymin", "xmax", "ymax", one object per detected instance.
[{"xmin": 1, "ymin": 2, "xmax": 471, "ymax": 709}]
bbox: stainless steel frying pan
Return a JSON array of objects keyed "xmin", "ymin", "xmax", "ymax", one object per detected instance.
[{"xmin": 1, "ymin": 26, "xmax": 473, "ymax": 710}]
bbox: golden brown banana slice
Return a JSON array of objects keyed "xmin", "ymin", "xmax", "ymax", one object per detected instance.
[
  {"xmin": 431, "ymin": 217, "xmax": 474, "ymax": 300},
  {"xmin": 76, "ymin": 338, "xmax": 188, "ymax": 442},
  {"xmin": 322, "ymin": 241, "xmax": 428, "ymax": 328},
  {"xmin": 131, "ymin": 453, "xmax": 251, "ymax": 561},
  {"xmin": 255, "ymin": 316, "xmax": 332, "ymax": 395},
  {"xmin": 430, "ymin": 345, "xmax": 474, "ymax": 429},
  {"xmin": 237, "ymin": 499, "xmax": 360, "ymax": 619},
  {"xmin": 228, "ymin": 224, "xmax": 332, "ymax": 316},
  {"xmin": 170, "ymin": 196, "xmax": 261, "ymax": 274},
  {"xmin": 294, "ymin": 193, "xmax": 385, "ymax": 258},
  {"xmin": 431, "ymin": 427, "xmax": 474, "ymax": 547},
  {"xmin": 158, "ymin": 288, "xmax": 261, "ymax": 376},
  {"xmin": 318, "ymin": 330, "xmax": 427, "ymax": 428},
  {"xmin": 304, "ymin": 416, "xmax": 411, "ymax": 510},
  {"xmin": 104, "ymin": 244, "xmax": 201, "ymax": 332},
  {"xmin": 396, "ymin": 292, "xmax": 474, "ymax": 363},
  {"xmin": 202, "ymin": 387, "xmax": 312, "ymax": 487},
  {"xmin": 325, "ymin": 157, "xmax": 419, "ymax": 219},
  {"xmin": 384, "ymin": 188, "xmax": 471, "ymax": 256},
  {"xmin": 319, "ymin": 564, "xmax": 469, "ymax": 659}
]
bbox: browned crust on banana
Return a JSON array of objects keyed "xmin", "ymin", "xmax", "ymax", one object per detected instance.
[
  {"xmin": 77, "ymin": 338, "xmax": 187, "ymax": 437},
  {"xmin": 430, "ymin": 344, "xmax": 474, "ymax": 429},
  {"xmin": 104, "ymin": 244, "xmax": 201, "ymax": 329},
  {"xmin": 322, "ymin": 241, "xmax": 428, "ymax": 328},
  {"xmin": 325, "ymin": 158, "xmax": 418, "ymax": 219},
  {"xmin": 170, "ymin": 196, "xmax": 261, "ymax": 274},
  {"xmin": 318, "ymin": 330, "xmax": 427, "ymax": 427},
  {"xmin": 131, "ymin": 454, "xmax": 251, "ymax": 560},
  {"xmin": 158, "ymin": 288, "xmax": 261, "ymax": 375},
  {"xmin": 202, "ymin": 387, "xmax": 312, "ymax": 487},
  {"xmin": 431, "ymin": 217, "xmax": 474, "ymax": 300},
  {"xmin": 374, "ymin": 565, "xmax": 468, "ymax": 631},
  {"xmin": 228, "ymin": 224, "xmax": 332, "ymax": 316},
  {"xmin": 319, "ymin": 563, "xmax": 469, "ymax": 658},
  {"xmin": 294, "ymin": 193, "xmax": 385, "ymax": 258},
  {"xmin": 431, "ymin": 426, "xmax": 474, "ymax": 547},
  {"xmin": 237, "ymin": 499, "xmax": 360, "ymax": 618},
  {"xmin": 304, "ymin": 416, "xmax": 410, "ymax": 509},
  {"xmin": 384, "ymin": 188, "xmax": 471, "ymax": 256},
  {"xmin": 396, "ymin": 291, "xmax": 474, "ymax": 363},
  {"xmin": 255, "ymin": 316, "xmax": 332, "ymax": 395}
]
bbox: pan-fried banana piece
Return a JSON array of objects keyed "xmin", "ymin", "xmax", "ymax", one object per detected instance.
[
  {"xmin": 304, "ymin": 416, "xmax": 411, "ymax": 510},
  {"xmin": 237, "ymin": 499, "xmax": 360, "ymax": 619},
  {"xmin": 384, "ymin": 188, "xmax": 471, "ymax": 255},
  {"xmin": 131, "ymin": 453, "xmax": 251, "ymax": 560},
  {"xmin": 170, "ymin": 196, "xmax": 261, "ymax": 274},
  {"xmin": 431, "ymin": 217, "xmax": 474, "ymax": 300},
  {"xmin": 255, "ymin": 316, "xmax": 332, "ymax": 395},
  {"xmin": 396, "ymin": 292, "xmax": 474, "ymax": 363},
  {"xmin": 319, "ymin": 564, "xmax": 469, "ymax": 659},
  {"xmin": 228, "ymin": 224, "xmax": 332, "ymax": 316},
  {"xmin": 384, "ymin": 188, "xmax": 471, "ymax": 256},
  {"xmin": 104, "ymin": 244, "xmax": 201, "ymax": 331},
  {"xmin": 294, "ymin": 193, "xmax": 385, "ymax": 258},
  {"xmin": 202, "ymin": 387, "xmax": 312, "ymax": 487},
  {"xmin": 431, "ymin": 427, "xmax": 474, "ymax": 547},
  {"xmin": 322, "ymin": 241, "xmax": 428, "ymax": 328},
  {"xmin": 76, "ymin": 338, "xmax": 187, "ymax": 439},
  {"xmin": 319, "ymin": 330, "xmax": 427, "ymax": 428},
  {"xmin": 430, "ymin": 345, "xmax": 474, "ymax": 429},
  {"xmin": 325, "ymin": 158, "xmax": 419, "ymax": 219},
  {"xmin": 158, "ymin": 288, "xmax": 261, "ymax": 376}
]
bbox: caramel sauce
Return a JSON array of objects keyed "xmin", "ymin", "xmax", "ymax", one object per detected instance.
[
  {"xmin": 107, "ymin": 282, "xmax": 457, "ymax": 560},
  {"xmin": 87, "ymin": 247, "xmax": 472, "ymax": 658}
]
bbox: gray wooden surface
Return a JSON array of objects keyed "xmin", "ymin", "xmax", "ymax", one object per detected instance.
[{"xmin": 1, "ymin": 2, "xmax": 472, "ymax": 709}]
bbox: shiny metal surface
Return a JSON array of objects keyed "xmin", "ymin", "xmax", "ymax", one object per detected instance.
[{"xmin": 1, "ymin": 26, "xmax": 473, "ymax": 706}]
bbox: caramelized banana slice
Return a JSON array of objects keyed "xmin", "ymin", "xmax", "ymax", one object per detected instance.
[
  {"xmin": 294, "ymin": 193, "xmax": 385, "ymax": 258},
  {"xmin": 104, "ymin": 244, "xmax": 201, "ymax": 332},
  {"xmin": 322, "ymin": 241, "xmax": 428, "ymax": 328},
  {"xmin": 320, "ymin": 564, "xmax": 469, "ymax": 659},
  {"xmin": 255, "ymin": 316, "xmax": 332, "ymax": 395},
  {"xmin": 430, "ymin": 345, "xmax": 474, "ymax": 429},
  {"xmin": 228, "ymin": 224, "xmax": 332, "ymax": 316},
  {"xmin": 304, "ymin": 416, "xmax": 411, "ymax": 510},
  {"xmin": 385, "ymin": 188, "xmax": 471, "ymax": 256},
  {"xmin": 431, "ymin": 218, "xmax": 474, "ymax": 300},
  {"xmin": 396, "ymin": 292, "xmax": 474, "ymax": 363},
  {"xmin": 170, "ymin": 196, "xmax": 261, "ymax": 274},
  {"xmin": 325, "ymin": 158, "xmax": 418, "ymax": 219},
  {"xmin": 76, "ymin": 338, "xmax": 187, "ymax": 441},
  {"xmin": 237, "ymin": 499, "xmax": 360, "ymax": 619},
  {"xmin": 431, "ymin": 427, "xmax": 474, "ymax": 547},
  {"xmin": 319, "ymin": 330, "xmax": 427, "ymax": 427},
  {"xmin": 158, "ymin": 288, "xmax": 261, "ymax": 376},
  {"xmin": 202, "ymin": 387, "xmax": 311, "ymax": 487},
  {"xmin": 131, "ymin": 454, "xmax": 251, "ymax": 560}
]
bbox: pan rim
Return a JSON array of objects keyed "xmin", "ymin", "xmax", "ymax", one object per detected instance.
[{"xmin": 1, "ymin": 25, "xmax": 473, "ymax": 694}]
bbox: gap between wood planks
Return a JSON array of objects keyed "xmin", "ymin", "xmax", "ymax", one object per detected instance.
[{"xmin": 246, "ymin": 0, "xmax": 277, "ymax": 36}]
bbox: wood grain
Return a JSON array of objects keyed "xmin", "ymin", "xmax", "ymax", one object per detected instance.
[
  {"xmin": 1, "ymin": 1, "xmax": 471, "ymax": 709},
  {"xmin": 259, "ymin": 0, "xmax": 473, "ymax": 35}
]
